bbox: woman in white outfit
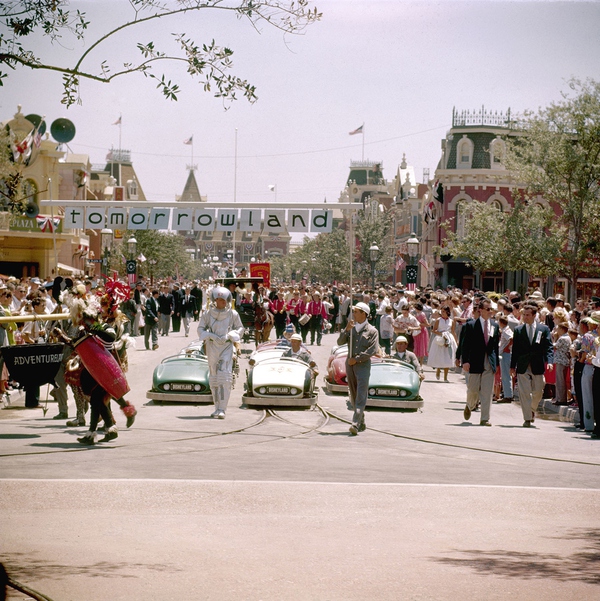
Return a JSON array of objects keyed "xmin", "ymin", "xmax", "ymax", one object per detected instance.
[
  {"xmin": 197, "ymin": 287, "xmax": 244, "ymax": 419},
  {"xmin": 428, "ymin": 305, "xmax": 458, "ymax": 382}
]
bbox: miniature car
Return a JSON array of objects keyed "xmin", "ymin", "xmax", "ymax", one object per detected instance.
[
  {"xmin": 325, "ymin": 346, "xmax": 422, "ymax": 409},
  {"xmin": 146, "ymin": 346, "xmax": 213, "ymax": 404},
  {"xmin": 366, "ymin": 357, "xmax": 423, "ymax": 409},
  {"xmin": 325, "ymin": 344, "xmax": 349, "ymax": 393},
  {"xmin": 242, "ymin": 356, "xmax": 318, "ymax": 407}
]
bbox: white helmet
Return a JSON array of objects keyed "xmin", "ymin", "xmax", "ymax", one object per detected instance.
[{"xmin": 210, "ymin": 286, "xmax": 232, "ymax": 303}]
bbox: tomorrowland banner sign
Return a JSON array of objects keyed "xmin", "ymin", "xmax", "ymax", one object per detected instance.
[{"xmin": 62, "ymin": 207, "xmax": 334, "ymax": 234}]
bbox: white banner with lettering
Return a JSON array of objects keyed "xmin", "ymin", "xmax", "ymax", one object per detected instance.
[{"xmin": 64, "ymin": 207, "xmax": 333, "ymax": 233}]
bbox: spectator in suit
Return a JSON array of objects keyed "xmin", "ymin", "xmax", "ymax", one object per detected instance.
[
  {"xmin": 510, "ymin": 304, "xmax": 554, "ymax": 427},
  {"xmin": 157, "ymin": 285, "xmax": 174, "ymax": 336},
  {"xmin": 180, "ymin": 287, "xmax": 196, "ymax": 337},
  {"xmin": 190, "ymin": 282, "xmax": 203, "ymax": 321},
  {"xmin": 458, "ymin": 297, "xmax": 500, "ymax": 427},
  {"xmin": 144, "ymin": 290, "xmax": 160, "ymax": 350},
  {"xmin": 171, "ymin": 283, "xmax": 183, "ymax": 333}
]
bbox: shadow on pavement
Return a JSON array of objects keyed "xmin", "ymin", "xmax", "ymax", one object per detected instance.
[
  {"xmin": 430, "ymin": 528, "xmax": 600, "ymax": 585},
  {"xmin": 3, "ymin": 552, "xmax": 184, "ymax": 581}
]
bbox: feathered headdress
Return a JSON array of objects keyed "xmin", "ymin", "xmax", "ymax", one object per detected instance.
[{"xmin": 101, "ymin": 277, "xmax": 131, "ymax": 313}]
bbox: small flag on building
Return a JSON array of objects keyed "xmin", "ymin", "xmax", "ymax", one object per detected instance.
[
  {"xmin": 433, "ymin": 180, "xmax": 444, "ymax": 203},
  {"xmin": 349, "ymin": 124, "xmax": 364, "ymax": 136},
  {"xmin": 419, "ymin": 257, "xmax": 429, "ymax": 271},
  {"xmin": 184, "ymin": 136, "xmax": 193, "ymax": 145},
  {"xmin": 395, "ymin": 256, "xmax": 406, "ymax": 271},
  {"xmin": 112, "ymin": 116, "xmax": 122, "ymax": 126}
]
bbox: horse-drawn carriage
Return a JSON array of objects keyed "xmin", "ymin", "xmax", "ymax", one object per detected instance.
[{"xmin": 215, "ymin": 277, "xmax": 267, "ymax": 345}]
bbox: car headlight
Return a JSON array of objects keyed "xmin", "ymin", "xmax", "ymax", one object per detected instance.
[
  {"xmin": 163, "ymin": 383, "xmax": 171, "ymax": 391},
  {"xmin": 290, "ymin": 387, "xmax": 298, "ymax": 395},
  {"xmin": 399, "ymin": 390, "xmax": 407, "ymax": 397},
  {"xmin": 368, "ymin": 388, "xmax": 376, "ymax": 395},
  {"xmin": 259, "ymin": 387, "xmax": 266, "ymax": 394},
  {"xmin": 194, "ymin": 384, "xmax": 202, "ymax": 392}
]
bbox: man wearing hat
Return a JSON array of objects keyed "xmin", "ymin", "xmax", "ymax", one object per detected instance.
[
  {"xmin": 276, "ymin": 324, "xmax": 296, "ymax": 348},
  {"xmin": 510, "ymin": 304, "xmax": 554, "ymax": 427},
  {"xmin": 392, "ymin": 336, "xmax": 424, "ymax": 380},
  {"xmin": 282, "ymin": 334, "xmax": 318, "ymax": 374},
  {"xmin": 337, "ymin": 302, "xmax": 379, "ymax": 436}
]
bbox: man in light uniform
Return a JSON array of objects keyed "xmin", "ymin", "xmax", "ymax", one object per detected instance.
[{"xmin": 197, "ymin": 287, "xmax": 244, "ymax": 419}]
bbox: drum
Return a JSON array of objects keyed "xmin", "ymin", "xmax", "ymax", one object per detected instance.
[
  {"xmin": 73, "ymin": 335, "xmax": 130, "ymax": 400},
  {"xmin": 1, "ymin": 343, "xmax": 64, "ymax": 387}
]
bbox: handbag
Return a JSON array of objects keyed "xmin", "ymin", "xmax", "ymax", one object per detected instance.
[{"xmin": 434, "ymin": 334, "xmax": 449, "ymax": 347}]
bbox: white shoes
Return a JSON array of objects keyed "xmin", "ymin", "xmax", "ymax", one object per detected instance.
[
  {"xmin": 217, "ymin": 410, "xmax": 226, "ymax": 419},
  {"xmin": 210, "ymin": 410, "xmax": 220, "ymax": 418}
]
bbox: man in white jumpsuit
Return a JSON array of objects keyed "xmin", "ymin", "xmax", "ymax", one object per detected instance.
[{"xmin": 197, "ymin": 287, "xmax": 244, "ymax": 419}]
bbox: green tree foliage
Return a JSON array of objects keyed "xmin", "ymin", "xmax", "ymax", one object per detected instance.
[
  {"xmin": 442, "ymin": 198, "xmax": 563, "ymax": 277},
  {"xmin": 505, "ymin": 78, "xmax": 600, "ymax": 301},
  {"xmin": 0, "ymin": 0, "xmax": 321, "ymax": 107},
  {"xmin": 123, "ymin": 229, "xmax": 194, "ymax": 281},
  {"xmin": 354, "ymin": 207, "xmax": 394, "ymax": 285},
  {"xmin": 276, "ymin": 229, "xmax": 352, "ymax": 284}
]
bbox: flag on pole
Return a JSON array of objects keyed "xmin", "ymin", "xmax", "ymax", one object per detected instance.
[
  {"xmin": 432, "ymin": 179, "xmax": 444, "ymax": 203},
  {"xmin": 349, "ymin": 124, "xmax": 364, "ymax": 136},
  {"xmin": 419, "ymin": 257, "xmax": 429, "ymax": 271},
  {"xmin": 184, "ymin": 136, "xmax": 193, "ymax": 145},
  {"xmin": 112, "ymin": 116, "xmax": 122, "ymax": 126},
  {"xmin": 395, "ymin": 256, "xmax": 406, "ymax": 271}
]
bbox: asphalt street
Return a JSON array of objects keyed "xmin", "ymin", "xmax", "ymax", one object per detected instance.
[{"xmin": 1, "ymin": 328, "xmax": 599, "ymax": 600}]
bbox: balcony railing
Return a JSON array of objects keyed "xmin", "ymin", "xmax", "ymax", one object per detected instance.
[{"xmin": 452, "ymin": 106, "xmax": 522, "ymax": 129}]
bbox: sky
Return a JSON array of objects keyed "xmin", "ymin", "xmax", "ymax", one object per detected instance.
[{"xmin": 2, "ymin": 0, "xmax": 600, "ymax": 207}]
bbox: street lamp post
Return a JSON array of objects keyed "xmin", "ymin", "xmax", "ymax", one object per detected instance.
[
  {"xmin": 100, "ymin": 228, "xmax": 113, "ymax": 280},
  {"xmin": 126, "ymin": 236, "xmax": 137, "ymax": 285},
  {"xmin": 406, "ymin": 232, "xmax": 420, "ymax": 290},
  {"xmin": 369, "ymin": 244, "xmax": 380, "ymax": 289},
  {"xmin": 148, "ymin": 258, "xmax": 157, "ymax": 286}
]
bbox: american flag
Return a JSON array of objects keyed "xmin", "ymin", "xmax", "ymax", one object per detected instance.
[
  {"xmin": 406, "ymin": 283, "xmax": 416, "ymax": 292},
  {"xmin": 395, "ymin": 256, "xmax": 406, "ymax": 271},
  {"xmin": 419, "ymin": 257, "xmax": 429, "ymax": 271},
  {"xmin": 127, "ymin": 272, "xmax": 136, "ymax": 286}
]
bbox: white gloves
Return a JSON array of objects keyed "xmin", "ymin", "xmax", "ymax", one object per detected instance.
[{"xmin": 226, "ymin": 331, "xmax": 241, "ymax": 343}]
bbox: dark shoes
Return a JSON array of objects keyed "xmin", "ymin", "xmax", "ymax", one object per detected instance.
[
  {"xmin": 152, "ymin": 344, "xmax": 159, "ymax": 350},
  {"xmin": 463, "ymin": 405, "xmax": 471, "ymax": 421},
  {"xmin": 100, "ymin": 427, "xmax": 118, "ymax": 443},
  {"xmin": 53, "ymin": 412, "xmax": 68, "ymax": 420},
  {"xmin": 77, "ymin": 432, "xmax": 96, "ymax": 445},
  {"xmin": 358, "ymin": 422, "xmax": 366, "ymax": 432},
  {"xmin": 349, "ymin": 425, "xmax": 358, "ymax": 436},
  {"xmin": 523, "ymin": 420, "xmax": 532, "ymax": 428},
  {"xmin": 479, "ymin": 420, "xmax": 492, "ymax": 427}
]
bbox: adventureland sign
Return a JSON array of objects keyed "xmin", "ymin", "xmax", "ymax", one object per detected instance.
[{"xmin": 63, "ymin": 207, "xmax": 334, "ymax": 234}]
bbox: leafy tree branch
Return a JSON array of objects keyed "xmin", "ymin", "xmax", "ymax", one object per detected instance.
[{"xmin": 0, "ymin": 0, "xmax": 321, "ymax": 106}]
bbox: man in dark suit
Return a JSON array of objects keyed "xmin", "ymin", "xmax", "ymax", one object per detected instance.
[
  {"xmin": 458, "ymin": 297, "xmax": 500, "ymax": 426},
  {"xmin": 180, "ymin": 287, "xmax": 196, "ymax": 337},
  {"xmin": 510, "ymin": 304, "xmax": 554, "ymax": 427},
  {"xmin": 157, "ymin": 285, "xmax": 174, "ymax": 336},
  {"xmin": 171, "ymin": 283, "xmax": 183, "ymax": 333},
  {"xmin": 190, "ymin": 282, "xmax": 203, "ymax": 320},
  {"xmin": 144, "ymin": 290, "xmax": 160, "ymax": 350},
  {"xmin": 337, "ymin": 302, "xmax": 379, "ymax": 436}
]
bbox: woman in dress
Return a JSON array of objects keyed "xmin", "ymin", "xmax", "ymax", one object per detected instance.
[
  {"xmin": 428, "ymin": 305, "xmax": 457, "ymax": 382},
  {"xmin": 412, "ymin": 302, "xmax": 430, "ymax": 365},
  {"xmin": 392, "ymin": 305, "xmax": 420, "ymax": 352}
]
